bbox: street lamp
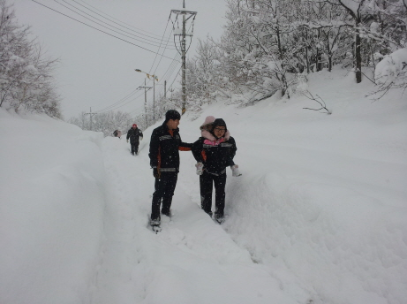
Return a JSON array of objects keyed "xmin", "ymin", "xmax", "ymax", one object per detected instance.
[{"xmin": 135, "ymin": 69, "xmax": 159, "ymax": 121}]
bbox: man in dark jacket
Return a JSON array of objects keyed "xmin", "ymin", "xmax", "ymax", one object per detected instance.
[
  {"xmin": 149, "ymin": 110, "xmax": 192, "ymax": 228},
  {"xmin": 191, "ymin": 118, "xmax": 240, "ymax": 223},
  {"xmin": 126, "ymin": 124, "xmax": 143, "ymax": 155}
]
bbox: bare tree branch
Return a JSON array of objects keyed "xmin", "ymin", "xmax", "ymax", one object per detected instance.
[{"xmin": 302, "ymin": 90, "xmax": 332, "ymax": 114}]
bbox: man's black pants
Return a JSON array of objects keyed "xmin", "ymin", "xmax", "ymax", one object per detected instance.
[
  {"xmin": 151, "ymin": 172, "xmax": 178, "ymax": 220},
  {"xmin": 200, "ymin": 171, "xmax": 226, "ymax": 216},
  {"xmin": 131, "ymin": 143, "xmax": 139, "ymax": 155}
]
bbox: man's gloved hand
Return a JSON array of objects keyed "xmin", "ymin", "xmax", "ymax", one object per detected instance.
[
  {"xmin": 140, "ymin": 137, "xmax": 143, "ymax": 141},
  {"xmin": 195, "ymin": 162, "xmax": 204, "ymax": 175},
  {"xmin": 127, "ymin": 139, "xmax": 129, "ymax": 143},
  {"xmin": 231, "ymin": 164, "xmax": 242, "ymax": 177},
  {"xmin": 153, "ymin": 168, "xmax": 160, "ymax": 178}
]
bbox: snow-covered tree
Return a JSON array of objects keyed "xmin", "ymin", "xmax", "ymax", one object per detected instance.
[
  {"xmin": 175, "ymin": 0, "xmax": 405, "ymax": 107},
  {"xmin": 217, "ymin": 0, "xmax": 306, "ymax": 99},
  {"xmin": 299, "ymin": 1, "xmax": 352, "ymax": 72},
  {"xmin": 327, "ymin": 0, "xmax": 406, "ymax": 82},
  {"xmin": 0, "ymin": 0, "xmax": 61, "ymax": 118},
  {"xmin": 373, "ymin": 48, "xmax": 407, "ymax": 97},
  {"xmin": 185, "ymin": 39, "xmax": 230, "ymax": 104}
]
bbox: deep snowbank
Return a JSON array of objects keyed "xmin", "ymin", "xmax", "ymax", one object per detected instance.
[
  {"xmin": 0, "ymin": 68, "xmax": 406, "ymax": 304},
  {"xmin": 0, "ymin": 109, "xmax": 106, "ymax": 304},
  {"xmin": 211, "ymin": 69, "xmax": 407, "ymax": 304}
]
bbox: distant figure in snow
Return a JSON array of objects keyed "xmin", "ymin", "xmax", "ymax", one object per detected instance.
[
  {"xmin": 191, "ymin": 117, "xmax": 241, "ymax": 223},
  {"xmin": 113, "ymin": 130, "xmax": 121, "ymax": 138},
  {"xmin": 148, "ymin": 110, "xmax": 192, "ymax": 229},
  {"xmin": 126, "ymin": 124, "xmax": 143, "ymax": 155}
]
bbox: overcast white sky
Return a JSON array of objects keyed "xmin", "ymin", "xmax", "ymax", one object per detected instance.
[{"xmin": 12, "ymin": 0, "xmax": 228, "ymax": 119}]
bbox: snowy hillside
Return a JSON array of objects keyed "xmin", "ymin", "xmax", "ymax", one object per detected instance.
[{"xmin": 1, "ymin": 68, "xmax": 406, "ymax": 304}]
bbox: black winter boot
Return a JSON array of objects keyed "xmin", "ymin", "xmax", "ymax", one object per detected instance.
[
  {"xmin": 214, "ymin": 212, "xmax": 224, "ymax": 224},
  {"xmin": 161, "ymin": 197, "xmax": 173, "ymax": 217},
  {"xmin": 151, "ymin": 195, "xmax": 162, "ymax": 222}
]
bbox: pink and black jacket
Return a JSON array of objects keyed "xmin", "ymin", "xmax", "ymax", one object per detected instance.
[{"xmin": 191, "ymin": 128, "xmax": 237, "ymax": 176}]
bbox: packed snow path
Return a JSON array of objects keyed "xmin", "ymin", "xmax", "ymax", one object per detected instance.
[{"xmin": 91, "ymin": 136, "xmax": 303, "ymax": 304}]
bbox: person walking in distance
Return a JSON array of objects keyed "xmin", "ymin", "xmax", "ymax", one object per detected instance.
[
  {"xmin": 113, "ymin": 130, "xmax": 122, "ymax": 138},
  {"xmin": 126, "ymin": 124, "xmax": 143, "ymax": 155},
  {"xmin": 148, "ymin": 110, "xmax": 192, "ymax": 229},
  {"xmin": 192, "ymin": 117, "xmax": 241, "ymax": 223}
]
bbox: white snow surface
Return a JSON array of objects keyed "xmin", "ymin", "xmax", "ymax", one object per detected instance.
[{"xmin": 1, "ymin": 68, "xmax": 407, "ymax": 304}]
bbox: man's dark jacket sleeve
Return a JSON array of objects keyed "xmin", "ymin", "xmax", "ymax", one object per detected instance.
[
  {"xmin": 149, "ymin": 129, "xmax": 160, "ymax": 168},
  {"xmin": 191, "ymin": 138, "xmax": 204, "ymax": 162}
]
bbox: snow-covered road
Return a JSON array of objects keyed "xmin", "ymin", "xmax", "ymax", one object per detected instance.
[
  {"xmin": 91, "ymin": 136, "xmax": 302, "ymax": 304},
  {"xmin": 1, "ymin": 69, "xmax": 406, "ymax": 304}
]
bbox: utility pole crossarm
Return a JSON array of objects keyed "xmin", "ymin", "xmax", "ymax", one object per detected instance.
[
  {"xmin": 135, "ymin": 72, "xmax": 158, "ymax": 122},
  {"xmin": 170, "ymin": 0, "xmax": 197, "ymax": 115},
  {"xmin": 170, "ymin": 9, "xmax": 197, "ymax": 15},
  {"xmin": 84, "ymin": 107, "xmax": 97, "ymax": 131}
]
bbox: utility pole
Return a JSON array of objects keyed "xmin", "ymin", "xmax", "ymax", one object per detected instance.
[
  {"xmin": 84, "ymin": 107, "xmax": 97, "ymax": 131},
  {"xmin": 153, "ymin": 77, "xmax": 156, "ymax": 120},
  {"xmin": 135, "ymin": 69, "xmax": 158, "ymax": 121},
  {"xmin": 181, "ymin": 3, "xmax": 186, "ymax": 115},
  {"xmin": 137, "ymin": 78, "xmax": 152, "ymax": 128},
  {"xmin": 171, "ymin": 0, "xmax": 197, "ymax": 115}
]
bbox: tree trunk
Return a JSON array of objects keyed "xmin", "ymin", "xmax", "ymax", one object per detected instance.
[
  {"xmin": 276, "ymin": 23, "xmax": 283, "ymax": 60},
  {"xmin": 316, "ymin": 29, "xmax": 323, "ymax": 71},
  {"xmin": 327, "ymin": 38, "xmax": 332, "ymax": 72},
  {"xmin": 328, "ymin": 55, "xmax": 332, "ymax": 72},
  {"xmin": 337, "ymin": 0, "xmax": 365, "ymax": 83},
  {"xmin": 316, "ymin": 51, "xmax": 323, "ymax": 72},
  {"xmin": 355, "ymin": 21, "xmax": 362, "ymax": 83}
]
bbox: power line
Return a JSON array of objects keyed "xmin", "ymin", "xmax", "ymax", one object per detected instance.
[
  {"xmin": 99, "ymin": 47, "xmax": 179, "ymax": 114},
  {"xmin": 31, "ymin": 0, "xmax": 180, "ymax": 62},
  {"xmin": 97, "ymin": 89, "xmax": 146, "ymax": 113},
  {"xmin": 126, "ymin": 65, "xmax": 181, "ymax": 116},
  {"xmin": 96, "ymin": 88, "xmax": 140, "ymax": 113},
  {"xmin": 75, "ymin": 0, "xmax": 164, "ymax": 39},
  {"xmin": 94, "ymin": 25, "xmax": 179, "ymax": 114},
  {"xmin": 149, "ymin": 19, "xmax": 174, "ymax": 75},
  {"xmin": 53, "ymin": 0, "xmax": 176, "ymax": 50},
  {"xmin": 97, "ymin": 52, "xmax": 179, "ymax": 114},
  {"xmin": 32, "ymin": 0, "xmax": 184, "ymax": 116},
  {"xmin": 71, "ymin": 0, "xmax": 168, "ymax": 43},
  {"xmin": 167, "ymin": 67, "xmax": 182, "ymax": 94},
  {"xmin": 162, "ymin": 54, "xmax": 182, "ymax": 81}
]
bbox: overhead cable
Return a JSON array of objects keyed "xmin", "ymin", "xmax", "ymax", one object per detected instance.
[
  {"xmin": 54, "ymin": 0, "xmax": 176, "ymax": 49},
  {"xmin": 149, "ymin": 19, "xmax": 173, "ymax": 75},
  {"xmin": 71, "ymin": 0, "xmax": 168, "ymax": 42},
  {"xmin": 75, "ymin": 0, "xmax": 164, "ymax": 39},
  {"xmin": 31, "ymin": 0, "xmax": 180, "ymax": 62},
  {"xmin": 97, "ymin": 90, "xmax": 145, "ymax": 113}
]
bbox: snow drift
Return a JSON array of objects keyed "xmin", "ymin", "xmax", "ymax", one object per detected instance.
[{"xmin": 1, "ymin": 68, "xmax": 406, "ymax": 304}]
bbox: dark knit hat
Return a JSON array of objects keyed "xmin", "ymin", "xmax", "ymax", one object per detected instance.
[
  {"xmin": 212, "ymin": 118, "xmax": 227, "ymax": 130},
  {"xmin": 165, "ymin": 110, "xmax": 181, "ymax": 122}
]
